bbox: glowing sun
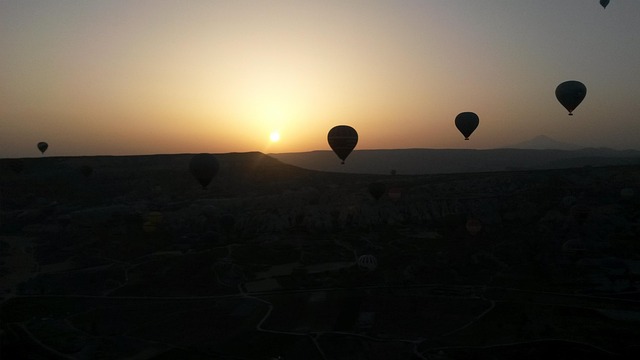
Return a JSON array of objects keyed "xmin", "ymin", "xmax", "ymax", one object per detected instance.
[{"xmin": 269, "ymin": 131, "xmax": 281, "ymax": 142}]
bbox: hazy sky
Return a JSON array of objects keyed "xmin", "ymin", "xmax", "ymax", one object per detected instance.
[{"xmin": 2, "ymin": 0, "xmax": 640, "ymax": 157}]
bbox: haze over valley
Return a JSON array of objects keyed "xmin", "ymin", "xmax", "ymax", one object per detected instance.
[{"xmin": 272, "ymin": 136, "xmax": 640, "ymax": 175}]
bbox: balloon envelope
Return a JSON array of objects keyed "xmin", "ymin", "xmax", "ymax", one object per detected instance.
[
  {"xmin": 368, "ymin": 182, "xmax": 386, "ymax": 201},
  {"xmin": 455, "ymin": 112, "xmax": 479, "ymax": 140},
  {"xmin": 189, "ymin": 153, "xmax": 219, "ymax": 189},
  {"xmin": 37, "ymin": 142, "xmax": 48, "ymax": 154},
  {"xmin": 328, "ymin": 125, "xmax": 358, "ymax": 164},
  {"xmin": 555, "ymin": 80, "xmax": 586, "ymax": 115},
  {"xmin": 600, "ymin": 0, "xmax": 609, "ymax": 9}
]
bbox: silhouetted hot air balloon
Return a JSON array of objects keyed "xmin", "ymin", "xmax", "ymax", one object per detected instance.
[
  {"xmin": 368, "ymin": 182, "xmax": 386, "ymax": 201},
  {"xmin": 600, "ymin": 0, "xmax": 610, "ymax": 9},
  {"xmin": 37, "ymin": 142, "xmax": 48, "ymax": 154},
  {"xmin": 556, "ymin": 81, "xmax": 586, "ymax": 115},
  {"xmin": 189, "ymin": 153, "xmax": 219, "ymax": 189},
  {"xmin": 327, "ymin": 125, "xmax": 358, "ymax": 164},
  {"xmin": 455, "ymin": 112, "xmax": 479, "ymax": 140}
]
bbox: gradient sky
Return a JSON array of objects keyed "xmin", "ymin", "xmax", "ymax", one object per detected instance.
[{"xmin": 2, "ymin": 0, "xmax": 640, "ymax": 157}]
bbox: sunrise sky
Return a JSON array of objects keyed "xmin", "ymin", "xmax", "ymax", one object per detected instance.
[{"xmin": 2, "ymin": 1, "xmax": 640, "ymax": 157}]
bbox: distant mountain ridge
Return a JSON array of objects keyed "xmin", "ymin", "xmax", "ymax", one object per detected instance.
[
  {"xmin": 506, "ymin": 135, "xmax": 582, "ymax": 150},
  {"xmin": 270, "ymin": 147, "xmax": 640, "ymax": 175}
]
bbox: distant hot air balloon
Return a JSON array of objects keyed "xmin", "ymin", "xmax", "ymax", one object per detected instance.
[
  {"xmin": 455, "ymin": 112, "xmax": 479, "ymax": 140},
  {"xmin": 600, "ymin": 0, "xmax": 610, "ymax": 9},
  {"xmin": 189, "ymin": 153, "xmax": 219, "ymax": 189},
  {"xmin": 37, "ymin": 142, "xmax": 48, "ymax": 154},
  {"xmin": 368, "ymin": 182, "xmax": 386, "ymax": 201},
  {"xmin": 556, "ymin": 81, "xmax": 586, "ymax": 115},
  {"xmin": 328, "ymin": 125, "xmax": 358, "ymax": 164}
]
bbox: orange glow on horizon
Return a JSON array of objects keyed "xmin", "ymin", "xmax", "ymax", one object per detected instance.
[{"xmin": 2, "ymin": 2, "xmax": 640, "ymax": 158}]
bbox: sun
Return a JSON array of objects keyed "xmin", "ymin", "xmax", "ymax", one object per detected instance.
[{"xmin": 269, "ymin": 131, "xmax": 281, "ymax": 142}]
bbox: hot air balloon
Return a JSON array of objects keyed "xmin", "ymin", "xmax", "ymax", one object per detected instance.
[
  {"xmin": 189, "ymin": 153, "xmax": 219, "ymax": 189},
  {"xmin": 556, "ymin": 81, "xmax": 586, "ymax": 115},
  {"xmin": 368, "ymin": 182, "xmax": 386, "ymax": 201},
  {"xmin": 455, "ymin": 112, "xmax": 479, "ymax": 140},
  {"xmin": 600, "ymin": 0, "xmax": 610, "ymax": 9},
  {"xmin": 37, "ymin": 142, "xmax": 48, "ymax": 154},
  {"xmin": 328, "ymin": 125, "xmax": 358, "ymax": 164}
]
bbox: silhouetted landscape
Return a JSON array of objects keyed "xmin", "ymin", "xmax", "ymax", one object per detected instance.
[
  {"xmin": 271, "ymin": 144, "xmax": 640, "ymax": 175},
  {"xmin": 1, "ymin": 152, "xmax": 639, "ymax": 359},
  {"xmin": 3, "ymin": 0, "xmax": 640, "ymax": 358}
]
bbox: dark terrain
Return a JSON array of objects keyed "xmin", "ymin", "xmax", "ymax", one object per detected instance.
[
  {"xmin": 270, "ymin": 147, "xmax": 640, "ymax": 175},
  {"xmin": 1, "ymin": 152, "xmax": 639, "ymax": 359}
]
